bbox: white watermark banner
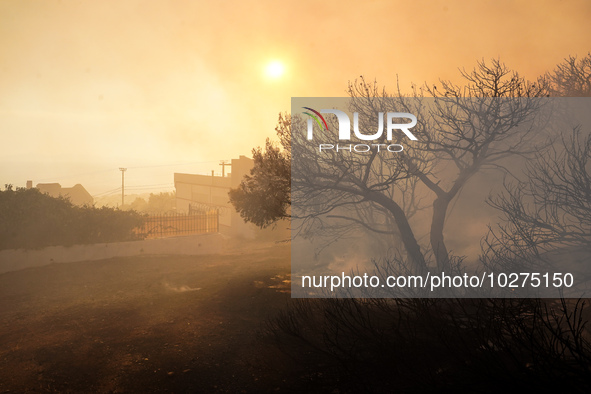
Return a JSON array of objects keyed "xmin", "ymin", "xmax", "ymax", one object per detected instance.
[{"xmin": 291, "ymin": 97, "xmax": 591, "ymax": 298}]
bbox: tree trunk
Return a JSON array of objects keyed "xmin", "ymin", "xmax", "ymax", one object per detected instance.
[
  {"xmin": 431, "ymin": 196, "xmax": 451, "ymax": 272},
  {"xmin": 368, "ymin": 191, "xmax": 427, "ymax": 274}
]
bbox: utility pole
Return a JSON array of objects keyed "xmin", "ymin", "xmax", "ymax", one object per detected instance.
[
  {"xmin": 119, "ymin": 168, "xmax": 127, "ymax": 207},
  {"xmin": 219, "ymin": 160, "xmax": 231, "ymax": 177}
]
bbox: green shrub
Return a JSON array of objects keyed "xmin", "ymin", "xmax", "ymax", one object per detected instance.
[{"xmin": 0, "ymin": 185, "xmax": 145, "ymax": 250}]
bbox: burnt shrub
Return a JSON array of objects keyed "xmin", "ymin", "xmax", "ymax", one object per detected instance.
[{"xmin": 264, "ymin": 297, "xmax": 591, "ymax": 393}]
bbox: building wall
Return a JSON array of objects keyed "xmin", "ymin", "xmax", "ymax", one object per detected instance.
[
  {"xmin": 174, "ymin": 155, "xmax": 255, "ymax": 236},
  {"xmin": 0, "ymin": 233, "xmax": 224, "ymax": 275},
  {"xmin": 62, "ymin": 184, "xmax": 94, "ymax": 206},
  {"xmin": 174, "ymin": 173, "xmax": 233, "ymax": 226},
  {"xmin": 37, "ymin": 183, "xmax": 62, "ymax": 197},
  {"xmin": 36, "ymin": 183, "xmax": 93, "ymax": 206}
]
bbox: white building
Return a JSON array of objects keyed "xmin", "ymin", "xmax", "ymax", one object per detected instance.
[{"xmin": 174, "ymin": 156, "xmax": 254, "ymax": 235}]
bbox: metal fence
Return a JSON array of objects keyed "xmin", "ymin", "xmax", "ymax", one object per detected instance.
[{"xmin": 134, "ymin": 211, "xmax": 219, "ymax": 239}]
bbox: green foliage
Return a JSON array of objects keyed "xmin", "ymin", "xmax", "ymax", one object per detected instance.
[
  {"xmin": 229, "ymin": 121, "xmax": 291, "ymax": 228},
  {"xmin": 0, "ymin": 185, "xmax": 145, "ymax": 250}
]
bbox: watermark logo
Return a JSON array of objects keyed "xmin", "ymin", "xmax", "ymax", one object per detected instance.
[
  {"xmin": 302, "ymin": 107, "xmax": 329, "ymax": 135},
  {"xmin": 302, "ymin": 107, "xmax": 418, "ymax": 153}
]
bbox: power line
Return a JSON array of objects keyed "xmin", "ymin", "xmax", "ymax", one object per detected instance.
[
  {"xmin": 35, "ymin": 160, "xmax": 218, "ymax": 183},
  {"xmin": 36, "ymin": 168, "xmax": 119, "ymax": 183},
  {"xmin": 124, "ymin": 186, "xmax": 175, "ymax": 192},
  {"xmin": 124, "ymin": 182, "xmax": 175, "ymax": 188},
  {"xmin": 93, "ymin": 182, "xmax": 174, "ymax": 197},
  {"xmin": 126, "ymin": 160, "xmax": 217, "ymax": 170},
  {"xmin": 92, "ymin": 186, "xmax": 121, "ymax": 197}
]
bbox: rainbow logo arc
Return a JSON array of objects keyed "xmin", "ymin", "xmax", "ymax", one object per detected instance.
[{"xmin": 302, "ymin": 107, "xmax": 329, "ymax": 132}]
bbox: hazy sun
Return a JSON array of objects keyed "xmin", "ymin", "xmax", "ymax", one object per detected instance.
[{"xmin": 265, "ymin": 60, "xmax": 285, "ymax": 79}]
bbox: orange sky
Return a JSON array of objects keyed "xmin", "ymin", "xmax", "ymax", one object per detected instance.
[{"xmin": 1, "ymin": 0, "xmax": 589, "ymax": 195}]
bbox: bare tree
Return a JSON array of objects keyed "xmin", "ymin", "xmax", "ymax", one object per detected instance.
[
  {"xmin": 548, "ymin": 53, "xmax": 591, "ymax": 97},
  {"xmin": 258, "ymin": 58, "xmax": 591, "ymax": 392},
  {"xmin": 292, "ymin": 59, "xmax": 549, "ymax": 272},
  {"xmin": 483, "ymin": 126, "xmax": 591, "ymax": 274}
]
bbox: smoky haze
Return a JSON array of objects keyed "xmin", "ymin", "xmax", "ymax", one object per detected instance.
[
  {"xmin": 1, "ymin": 1, "xmax": 591, "ymax": 392},
  {"xmin": 1, "ymin": 1, "xmax": 590, "ymax": 192}
]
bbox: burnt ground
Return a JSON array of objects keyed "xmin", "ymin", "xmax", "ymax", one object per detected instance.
[
  {"xmin": 5, "ymin": 239, "xmax": 589, "ymax": 393},
  {"xmin": 0, "ymin": 241, "xmax": 323, "ymax": 393}
]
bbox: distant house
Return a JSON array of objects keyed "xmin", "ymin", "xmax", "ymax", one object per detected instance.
[
  {"xmin": 174, "ymin": 155, "xmax": 254, "ymax": 235},
  {"xmin": 35, "ymin": 182, "xmax": 94, "ymax": 206}
]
